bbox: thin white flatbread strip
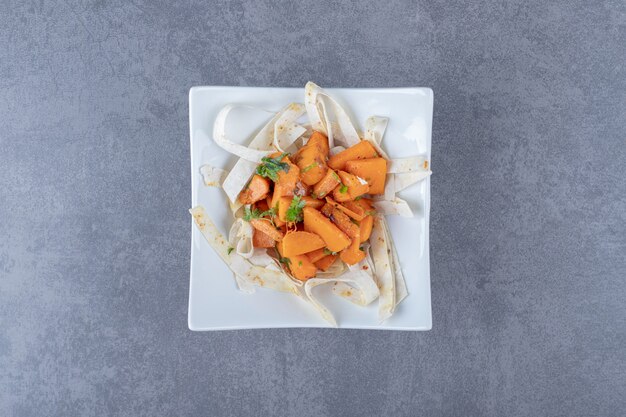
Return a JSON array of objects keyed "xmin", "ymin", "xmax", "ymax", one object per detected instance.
[
  {"xmin": 200, "ymin": 164, "xmax": 228, "ymax": 187},
  {"xmin": 189, "ymin": 206, "xmax": 299, "ymax": 295},
  {"xmin": 305, "ymin": 82, "xmax": 361, "ymax": 148},
  {"xmin": 228, "ymin": 217, "xmax": 254, "ymax": 259},
  {"xmin": 381, "ymin": 170, "xmax": 431, "ymax": 201},
  {"xmin": 211, "ymin": 105, "xmax": 275, "ymax": 162},
  {"xmin": 381, "ymin": 217, "xmax": 408, "ymax": 305},
  {"xmin": 332, "ymin": 258, "xmax": 378, "ymax": 306},
  {"xmin": 393, "ymin": 170, "xmax": 431, "ymax": 191},
  {"xmin": 370, "ymin": 215, "xmax": 396, "ymax": 322},
  {"xmin": 362, "ymin": 115, "xmax": 390, "ymax": 159},
  {"xmin": 373, "ymin": 198, "xmax": 414, "ymax": 217},
  {"xmin": 304, "ymin": 266, "xmax": 380, "ymax": 326},
  {"xmin": 272, "ymin": 103, "xmax": 308, "ymax": 151},
  {"xmin": 364, "ymin": 116, "xmax": 388, "ymax": 146},
  {"xmin": 221, "ymin": 103, "xmax": 306, "ymax": 203},
  {"xmin": 388, "ymin": 156, "xmax": 429, "ymax": 174}
]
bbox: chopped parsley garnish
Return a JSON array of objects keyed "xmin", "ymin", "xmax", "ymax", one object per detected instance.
[
  {"xmin": 243, "ymin": 206, "xmax": 276, "ymax": 222},
  {"xmin": 339, "ymin": 184, "xmax": 348, "ymax": 194},
  {"xmin": 255, "ymin": 153, "xmax": 290, "ymax": 182},
  {"xmin": 227, "ymin": 247, "xmax": 234, "ymax": 255},
  {"xmin": 323, "ymin": 248, "xmax": 338, "ymax": 256},
  {"xmin": 285, "ymin": 195, "xmax": 306, "ymax": 222},
  {"xmin": 279, "ymin": 256, "xmax": 291, "ymax": 266},
  {"xmin": 302, "ymin": 162, "xmax": 318, "ymax": 173},
  {"xmin": 298, "ymin": 261, "xmax": 303, "ymax": 266},
  {"xmin": 354, "ymin": 195, "xmax": 363, "ymax": 201}
]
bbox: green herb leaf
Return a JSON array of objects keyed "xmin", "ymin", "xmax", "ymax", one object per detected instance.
[
  {"xmin": 243, "ymin": 206, "xmax": 275, "ymax": 222},
  {"xmin": 298, "ymin": 261, "xmax": 303, "ymax": 266},
  {"xmin": 255, "ymin": 153, "xmax": 290, "ymax": 182},
  {"xmin": 302, "ymin": 162, "xmax": 318, "ymax": 173},
  {"xmin": 279, "ymin": 256, "xmax": 291, "ymax": 266},
  {"xmin": 227, "ymin": 247, "xmax": 234, "ymax": 255},
  {"xmin": 354, "ymin": 195, "xmax": 363, "ymax": 201},
  {"xmin": 339, "ymin": 184, "xmax": 348, "ymax": 193},
  {"xmin": 359, "ymin": 246, "xmax": 365, "ymax": 252},
  {"xmin": 323, "ymin": 248, "xmax": 338, "ymax": 256},
  {"xmin": 285, "ymin": 195, "xmax": 306, "ymax": 222}
]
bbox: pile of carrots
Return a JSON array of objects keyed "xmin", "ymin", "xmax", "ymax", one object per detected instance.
[{"xmin": 238, "ymin": 131, "xmax": 387, "ymax": 281}]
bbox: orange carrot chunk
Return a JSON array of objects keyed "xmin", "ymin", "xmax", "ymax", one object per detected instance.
[
  {"xmin": 238, "ymin": 175, "xmax": 270, "ymax": 204},
  {"xmin": 280, "ymin": 231, "xmax": 326, "ymax": 257},
  {"xmin": 301, "ymin": 196, "xmax": 325, "ymax": 209},
  {"xmin": 359, "ymin": 215, "xmax": 374, "ymax": 243},
  {"xmin": 276, "ymin": 243, "xmax": 317, "ymax": 281},
  {"xmin": 324, "ymin": 197, "xmax": 366, "ymax": 221},
  {"xmin": 340, "ymin": 232, "xmax": 366, "ymax": 265},
  {"xmin": 332, "ymin": 170, "xmax": 370, "ymax": 202},
  {"xmin": 306, "ymin": 248, "xmax": 328, "ymax": 263},
  {"xmin": 314, "ymin": 254, "xmax": 337, "ymax": 271},
  {"xmin": 320, "ymin": 204, "xmax": 360, "ymax": 239},
  {"xmin": 312, "ymin": 169, "xmax": 341, "ymax": 199},
  {"xmin": 307, "ymin": 131, "xmax": 330, "ymax": 157},
  {"xmin": 253, "ymin": 228, "xmax": 275, "ymax": 248},
  {"xmin": 345, "ymin": 158, "xmax": 387, "ymax": 195},
  {"xmin": 302, "ymin": 206, "xmax": 351, "ymax": 252},
  {"xmin": 327, "ymin": 140, "xmax": 378, "ymax": 170},
  {"xmin": 297, "ymin": 144, "xmax": 328, "ymax": 185},
  {"xmin": 249, "ymin": 219, "xmax": 284, "ymax": 242}
]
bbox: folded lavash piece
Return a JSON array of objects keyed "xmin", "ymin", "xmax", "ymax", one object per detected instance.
[
  {"xmin": 370, "ymin": 215, "xmax": 396, "ymax": 322},
  {"xmin": 304, "ymin": 265, "xmax": 380, "ymax": 326},
  {"xmin": 331, "ymin": 257, "xmax": 378, "ymax": 306},
  {"xmin": 381, "ymin": 217, "xmax": 408, "ymax": 305},
  {"xmin": 219, "ymin": 103, "xmax": 306, "ymax": 204},
  {"xmin": 189, "ymin": 206, "xmax": 299, "ymax": 295},
  {"xmin": 305, "ymin": 82, "xmax": 361, "ymax": 148},
  {"xmin": 372, "ymin": 198, "xmax": 413, "ymax": 217},
  {"xmin": 200, "ymin": 165, "xmax": 228, "ymax": 187}
]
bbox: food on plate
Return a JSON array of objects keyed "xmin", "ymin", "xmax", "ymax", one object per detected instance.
[{"xmin": 191, "ymin": 82, "xmax": 431, "ymax": 326}]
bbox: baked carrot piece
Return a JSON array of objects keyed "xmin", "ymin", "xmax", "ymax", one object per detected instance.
[
  {"xmin": 320, "ymin": 204, "xmax": 360, "ymax": 239},
  {"xmin": 312, "ymin": 169, "xmax": 341, "ymax": 198},
  {"xmin": 302, "ymin": 196, "xmax": 324, "ymax": 209},
  {"xmin": 280, "ymin": 231, "xmax": 325, "ymax": 256},
  {"xmin": 327, "ymin": 140, "xmax": 378, "ymax": 170},
  {"xmin": 277, "ymin": 196, "xmax": 292, "ymax": 222},
  {"xmin": 345, "ymin": 158, "xmax": 387, "ymax": 195},
  {"xmin": 253, "ymin": 228, "xmax": 275, "ymax": 248},
  {"xmin": 324, "ymin": 197, "xmax": 366, "ymax": 221},
  {"xmin": 314, "ymin": 254, "xmax": 337, "ymax": 271},
  {"xmin": 302, "ymin": 206, "xmax": 351, "ymax": 252},
  {"xmin": 297, "ymin": 144, "xmax": 327, "ymax": 185},
  {"xmin": 340, "ymin": 232, "xmax": 366, "ymax": 265},
  {"xmin": 249, "ymin": 219, "xmax": 284, "ymax": 242},
  {"xmin": 332, "ymin": 170, "xmax": 370, "ymax": 202},
  {"xmin": 306, "ymin": 248, "xmax": 328, "ymax": 263},
  {"xmin": 276, "ymin": 242, "xmax": 317, "ymax": 281},
  {"xmin": 359, "ymin": 215, "xmax": 374, "ymax": 243},
  {"xmin": 238, "ymin": 174, "xmax": 270, "ymax": 204},
  {"xmin": 307, "ymin": 131, "xmax": 330, "ymax": 157}
]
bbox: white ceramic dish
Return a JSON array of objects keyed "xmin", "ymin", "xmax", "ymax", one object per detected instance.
[{"xmin": 189, "ymin": 86, "xmax": 433, "ymax": 330}]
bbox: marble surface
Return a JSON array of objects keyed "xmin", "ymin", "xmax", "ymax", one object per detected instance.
[{"xmin": 1, "ymin": 1, "xmax": 624, "ymax": 416}]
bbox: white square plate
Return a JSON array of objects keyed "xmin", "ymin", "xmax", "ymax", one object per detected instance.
[{"xmin": 189, "ymin": 86, "xmax": 433, "ymax": 330}]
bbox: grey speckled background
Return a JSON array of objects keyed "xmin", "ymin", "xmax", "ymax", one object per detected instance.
[{"xmin": 1, "ymin": 0, "xmax": 625, "ymax": 416}]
